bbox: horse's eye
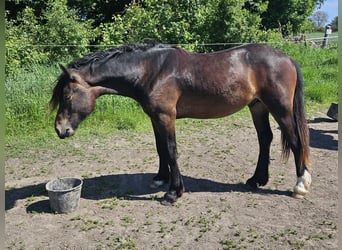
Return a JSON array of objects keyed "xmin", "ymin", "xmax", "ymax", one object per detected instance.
[{"xmin": 64, "ymin": 95, "xmax": 72, "ymax": 101}]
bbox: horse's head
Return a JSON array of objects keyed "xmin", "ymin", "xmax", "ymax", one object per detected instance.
[{"xmin": 50, "ymin": 65, "xmax": 115, "ymax": 139}]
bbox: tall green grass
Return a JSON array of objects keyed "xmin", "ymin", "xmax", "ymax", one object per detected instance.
[
  {"xmin": 5, "ymin": 64, "xmax": 150, "ymax": 145},
  {"xmin": 5, "ymin": 64, "xmax": 57, "ymax": 137},
  {"xmin": 5, "ymin": 44, "xmax": 338, "ymax": 147},
  {"xmin": 277, "ymin": 43, "xmax": 338, "ymax": 104}
]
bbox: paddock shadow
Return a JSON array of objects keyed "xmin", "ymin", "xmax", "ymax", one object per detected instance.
[
  {"xmin": 6, "ymin": 173, "xmax": 292, "ymax": 212},
  {"xmin": 5, "ymin": 183, "xmax": 46, "ymax": 211},
  {"xmin": 26, "ymin": 200, "xmax": 52, "ymax": 213},
  {"xmin": 308, "ymin": 118, "xmax": 338, "ymax": 151}
]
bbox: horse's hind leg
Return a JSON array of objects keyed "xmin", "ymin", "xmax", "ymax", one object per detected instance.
[
  {"xmin": 275, "ymin": 115, "xmax": 311, "ymax": 198},
  {"xmin": 246, "ymin": 100, "xmax": 273, "ymax": 189}
]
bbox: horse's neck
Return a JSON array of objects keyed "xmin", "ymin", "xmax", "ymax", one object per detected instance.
[
  {"xmin": 85, "ymin": 49, "xmax": 171, "ymax": 100},
  {"xmin": 84, "ymin": 60, "xmax": 141, "ymax": 99}
]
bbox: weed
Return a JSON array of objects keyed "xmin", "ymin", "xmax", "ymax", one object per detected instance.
[
  {"xmin": 26, "ymin": 195, "xmax": 37, "ymax": 203},
  {"xmin": 99, "ymin": 197, "xmax": 120, "ymax": 210},
  {"xmin": 121, "ymin": 216, "xmax": 135, "ymax": 224},
  {"xmin": 113, "ymin": 236, "xmax": 137, "ymax": 250},
  {"xmin": 219, "ymin": 239, "xmax": 246, "ymax": 249},
  {"xmin": 287, "ymin": 239, "xmax": 305, "ymax": 249},
  {"xmin": 70, "ymin": 215, "xmax": 82, "ymax": 221},
  {"xmin": 80, "ymin": 219, "xmax": 99, "ymax": 231}
]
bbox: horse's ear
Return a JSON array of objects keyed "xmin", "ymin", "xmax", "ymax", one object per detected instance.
[
  {"xmin": 59, "ymin": 64, "xmax": 69, "ymax": 75},
  {"xmin": 59, "ymin": 64, "xmax": 76, "ymax": 82},
  {"xmin": 92, "ymin": 86, "xmax": 118, "ymax": 97}
]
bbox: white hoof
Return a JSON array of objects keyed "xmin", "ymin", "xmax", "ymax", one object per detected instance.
[
  {"xmin": 150, "ymin": 180, "xmax": 165, "ymax": 189},
  {"xmin": 293, "ymin": 169, "xmax": 312, "ymax": 198}
]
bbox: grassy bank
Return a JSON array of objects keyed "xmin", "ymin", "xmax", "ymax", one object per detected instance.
[{"xmin": 5, "ymin": 43, "xmax": 338, "ymax": 150}]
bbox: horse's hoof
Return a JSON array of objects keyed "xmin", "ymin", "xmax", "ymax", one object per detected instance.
[
  {"xmin": 150, "ymin": 180, "xmax": 165, "ymax": 189},
  {"xmin": 161, "ymin": 191, "xmax": 177, "ymax": 205},
  {"xmin": 160, "ymin": 199, "xmax": 173, "ymax": 206},
  {"xmin": 246, "ymin": 178, "xmax": 259, "ymax": 190},
  {"xmin": 292, "ymin": 192, "xmax": 305, "ymax": 199},
  {"xmin": 293, "ymin": 169, "xmax": 311, "ymax": 199}
]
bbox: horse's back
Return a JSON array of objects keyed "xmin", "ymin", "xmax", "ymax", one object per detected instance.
[
  {"xmin": 173, "ymin": 45, "xmax": 258, "ymax": 118},
  {"xmin": 149, "ymin": 44, "xmax": 297, "ymax": 119}
]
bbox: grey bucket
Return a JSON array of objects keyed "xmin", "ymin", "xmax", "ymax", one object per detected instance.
[{"xmin": 46, "ymin": 177, "xmax": 83, "ymax": 213}]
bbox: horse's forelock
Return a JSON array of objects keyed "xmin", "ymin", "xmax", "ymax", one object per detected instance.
[{"xmin": 50, "ymin": 72, "xmax": 68, "ymax": 111}]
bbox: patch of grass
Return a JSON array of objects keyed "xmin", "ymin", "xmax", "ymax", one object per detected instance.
[
  {"xmin": 121, "ymin": 215, "xmax": 135, "ymax": 224},
  {"xmin": 5, "ymin": 64, "xmax": 149, "ymax": 151},
  {"xmin": 80, "ymin": 219, "xmax": 100, "ymax": 231},
  {"xmin": 25, "ymin": 195, "xmax": 39, "ymax": 207},
  {"xmin": 113, "ymin": 236, "xmax": 137, "ymax": 250},
  {"xmin": 70, "ymin": 215, "xmax": 82, "ymax": 221},
  {"xmin": 99, "ymin": 197, "xmax": 120, "ymax": 210},
  {"xmin": 276, "ymin": 44, "xmax": 337, "ymax": 104},
  {"xmin": 219, "ymin": 239, "xmax": 247, "ymax": 250}
]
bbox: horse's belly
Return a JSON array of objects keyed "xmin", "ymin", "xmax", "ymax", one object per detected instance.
[{"xmin": 176, "ymin": 94, "xmax": 248, "ymax": 119}]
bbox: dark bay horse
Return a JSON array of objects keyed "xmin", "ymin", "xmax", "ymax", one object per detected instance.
[{"xmin": 50, "ymin": 43, "xmax": 311, "ymax": 205}]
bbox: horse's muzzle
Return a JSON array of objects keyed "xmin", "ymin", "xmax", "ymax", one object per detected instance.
[{"xmin": 55, "ymin": 126, "xmax": 75, "ymax": 139}]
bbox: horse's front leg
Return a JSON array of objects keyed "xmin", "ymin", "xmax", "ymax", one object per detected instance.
[
  {"xmin": 246, "ymin": 102, "xmax": 273, "ymax": 189},
  {"xmin": 150, "ymin": 119, "xmax": 170, "ymax": 188},
  {"xmin": 162, "ymin": 132, "xmax": 185, "ymax": 205},
  {"xmin": 152, "ymin": 114, "xmax": 184, "ymax": 205}
]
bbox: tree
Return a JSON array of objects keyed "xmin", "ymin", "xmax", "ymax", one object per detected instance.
[
  {"xmin": 5, "ymin": 7, "xmax": 47, "ymax": 74},
  {"xmin": 5, "ymin": 0, "xmax": 131, "ymax": 25},
  {"xmin": 6, "ymin": 0, "xmax": 326, "ymax": 37},
  {"xmin": 260, "ymin": 0, "xmax": 318, "ymax": 36},
  {"xmin": 311, "ymin": 10, "xmax": 329, "ymax": 28},
  {"xmin": 38, "ymin": 0, "xmax": 95, "ymax": 60},
  {"xmin": 97, "ymin": 0, "xmax": 203, "ymax": 47},
  {"xmin": 67, "ymin": 0, "xmax": 132, "ymax": 25},
  {"xmin": 196, "ymin": 0, "xmax": 272, "ymax": 50},
  {"xmin": 5, "ymin": 0, "xmax": 48, "ymax": 21},
  {"xmin": 5, "ymin": 0, "xmax": 95, "ymax": 74},
  {"xmin": 329, "ymin": 16, "xmax": 338, "ymax": 31},
  {"xmin": 97, "ymin": 0, "xmax": 281, "ymax": 51}
]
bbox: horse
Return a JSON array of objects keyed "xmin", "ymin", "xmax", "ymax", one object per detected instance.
[{"xmin": 50, "ymin": 43, "xmax": 311, "ymax": 205}]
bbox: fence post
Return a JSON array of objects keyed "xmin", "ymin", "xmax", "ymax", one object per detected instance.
[{"xmin": 321, "ymin": 25, "xmax": 332, "ymax": 48}]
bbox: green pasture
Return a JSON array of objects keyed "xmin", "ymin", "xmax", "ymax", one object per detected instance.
[
  {"xmin": 305, "ymin": 32, "xmax": 338, "ymax": 39},
  {"xmin": 5, "ymin": 44, "xmax": 338, "ymax": 151}
]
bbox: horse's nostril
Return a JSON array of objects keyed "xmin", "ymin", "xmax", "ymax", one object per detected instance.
[{"xmin": 55, "ymin": 128, "xmax": 61, "ymax": 136}]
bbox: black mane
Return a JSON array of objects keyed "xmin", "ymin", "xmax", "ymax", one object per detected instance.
[
  {"xmin": 50, "ymin": 43, "xmax": 173, "ymax": 110},
  {"xmin": 68, "ymin": 43, "xmax": 172, "ymax": 70}
]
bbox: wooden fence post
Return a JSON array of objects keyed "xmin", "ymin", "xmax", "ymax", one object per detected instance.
[{"xmin": 321, "ymin": 25, "xmax": 332, "ymax": 48}]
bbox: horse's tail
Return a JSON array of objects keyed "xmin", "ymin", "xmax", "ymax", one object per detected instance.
[{"xmin": 281, "ymin": 60, "xmax": 310, "ymax": 168}]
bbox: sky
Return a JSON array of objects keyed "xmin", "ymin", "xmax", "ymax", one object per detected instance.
[{"xmin": 315, "ymin": 0, "xmax": 338, "ymax": 23}]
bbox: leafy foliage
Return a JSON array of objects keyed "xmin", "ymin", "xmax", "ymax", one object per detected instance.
[
  {"xmin": 261, "ymin": 0, "xmax": 317, "ymax": 36},
  {"xmin": 5, "ymin": 0, "xmax": 324, "ymax": 73},
  {"xmin": 329, "ymin": 16, "xmax": 338, "ymax": 31},
  {"xmin": 5, "ymin": 0, "xmax": 94, "ymax": 75},
  {"xmin": 38, "ymin": 0, "xmax": 95, "ymax": 60},
  {"xmin": 96, "ymin": 0, "xmax": 281, "ymax": 51},
  {"xmin": 5, "ymin": 7, "xmax": 48, "ymax": 74}
]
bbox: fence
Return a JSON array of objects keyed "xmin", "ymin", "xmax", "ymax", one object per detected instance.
[{"xmin": 303, "ymin": 36, "xmax": 339, "ymax": 48}]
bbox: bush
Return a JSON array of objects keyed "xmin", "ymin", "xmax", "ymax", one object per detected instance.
[
  {"xmin": 96, "ymin": 0, "xmax": 282, "ymax": 52},
  {"xmin": 5, "ymin": 7, "xmax": 49, "ymax": 75},
  {"xmin": 38, "ymin": 0, "xmax": 95, "ymax": 61},
  {"xmin": 5, "ymin": 0, "xmax": 96, "ymax": 76}
]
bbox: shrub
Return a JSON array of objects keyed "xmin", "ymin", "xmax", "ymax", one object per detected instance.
[
  {"xmin": 5, "ymin": 7, "xmax": 49, "ymax": 75},
  {"xmin": 5, "ymin": 0, "xmax": 96, "ymax": 76}
]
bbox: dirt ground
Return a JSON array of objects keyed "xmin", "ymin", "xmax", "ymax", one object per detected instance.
[{"xmin": 5, "ymin": 111, "xmax": 338, "ymax": 249}]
